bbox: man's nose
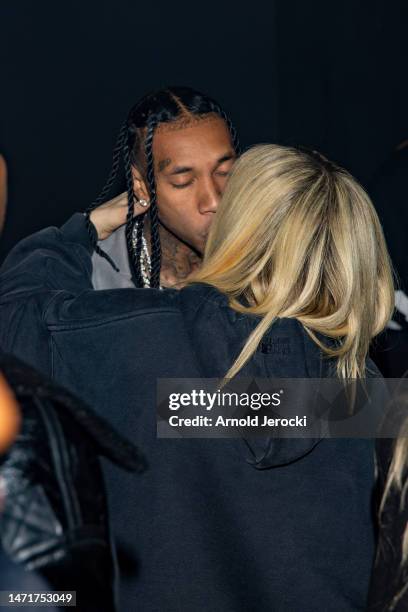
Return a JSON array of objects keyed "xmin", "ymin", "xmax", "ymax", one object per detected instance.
[{"xmin": 198, "ymin": 176, "xmax": 220, "ymax": 214}]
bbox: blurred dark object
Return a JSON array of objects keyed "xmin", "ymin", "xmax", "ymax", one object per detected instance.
[
  {"xmin": 369, "ymin": 144, "xmax": 408, "ymax": 377},
  {"xmin": 0, "ymin": 353, "xmax": 145, "ymax": 611}
]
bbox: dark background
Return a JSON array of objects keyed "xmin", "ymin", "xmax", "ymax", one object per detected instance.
[{"xmin": 1, "ymin": 0, "xmax": 407, "ymax": 259}]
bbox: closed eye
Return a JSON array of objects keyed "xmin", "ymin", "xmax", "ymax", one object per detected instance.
[{"xmin": 171, "ymin": 181, "xmax": 194, "ymax": 189}]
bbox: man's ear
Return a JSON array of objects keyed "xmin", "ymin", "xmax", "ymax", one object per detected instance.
[{"xmin": 131, "ymin": 166, "xmax": 150, "ymax": 202}]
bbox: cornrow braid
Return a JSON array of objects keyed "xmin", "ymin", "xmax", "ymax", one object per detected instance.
[
  {"xmin": 84, "ymin": 122, "xmax": 128, "ymax": 272},
  {"xmin": 208, "ymin": 101, "xmax": 241, "ymax": 156},
  {"xmin": 144, "ymin": 116, "xmax": 161, "ymax": 288},
  {"xmin": 123, "ymin": 139, "xmax": 145, "ymax": 287},
  {"xmin": 167, "ymin": 90, "xmax": 240, "ymax": 156}
]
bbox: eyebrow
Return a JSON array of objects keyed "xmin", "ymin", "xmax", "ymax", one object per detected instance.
[
  {"xmin": 166, "ymin": 152, "xmax": 236, "ymax": 176},
  {"xmin": 215, "ymin": 153, "xmax": 236, "ymax": 166},
  {"xmin": 158, "ymin": 158, "xmax": 172, "ymax": 172}
]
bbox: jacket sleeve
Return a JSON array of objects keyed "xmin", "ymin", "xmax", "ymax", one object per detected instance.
[
  {"xmin": 0, "ymin": 213, "xmax": 175, "ymax": 376},
  {"xmin": 1, "ymin": 213, "xmax": 96, "ymax": 292}
]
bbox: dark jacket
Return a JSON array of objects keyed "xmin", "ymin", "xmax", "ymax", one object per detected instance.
[
  {"xmin": 0, "ymin": 214, "xmax": 382, "ymax": 611},
  {"xmin": 0, "ymin": 352, "xmax": 144, "ymax": 611}
]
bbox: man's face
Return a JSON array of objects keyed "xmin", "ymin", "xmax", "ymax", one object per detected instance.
[{"xmin": 152, "ymin": 117, "xmax": 236, "ymax": 254}]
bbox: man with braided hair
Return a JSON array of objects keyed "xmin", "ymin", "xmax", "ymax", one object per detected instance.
[{"xmin": 86, "ymin": 86, "xmax": 239, "ymax": 290}]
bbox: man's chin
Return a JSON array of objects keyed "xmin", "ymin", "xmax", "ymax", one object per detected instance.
[
  {"xmin": 183, "ymin": 234, "xmax": 206, "ymax": 256},
  {"xmin": 194, "ymin": 237, "xmax": 207, "ymax": 256}
]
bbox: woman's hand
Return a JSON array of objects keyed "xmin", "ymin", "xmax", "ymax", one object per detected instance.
[{"xmin": 90, "ymin": 192, "xmax": 150, "ymax": 240}]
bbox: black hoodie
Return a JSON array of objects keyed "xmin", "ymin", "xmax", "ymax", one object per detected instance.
[{"xmin": 0, "ymin": 214, "xmax": 381, "ymax": 611}]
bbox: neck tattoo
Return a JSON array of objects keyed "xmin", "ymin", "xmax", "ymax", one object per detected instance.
[{"xmin": 131, "ymin": 220, "xmax": 201, "ymax": 289}]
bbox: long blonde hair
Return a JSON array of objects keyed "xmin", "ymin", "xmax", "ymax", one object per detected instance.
[
  {"xmin": 381, "ymin": 422, "xmax": 408, "ymax": 551},
  {"xmin": 189, "ymin": 144, "xmax": 394, "ymax": 379},
  {"xmin": 378, "ymin": 409, "xmax": 408, "ymax": 610}
]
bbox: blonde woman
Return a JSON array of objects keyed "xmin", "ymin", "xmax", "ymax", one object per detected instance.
[{"xmin": 0, "ymin": 144, "xmax": 394, "ymax": 611}]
